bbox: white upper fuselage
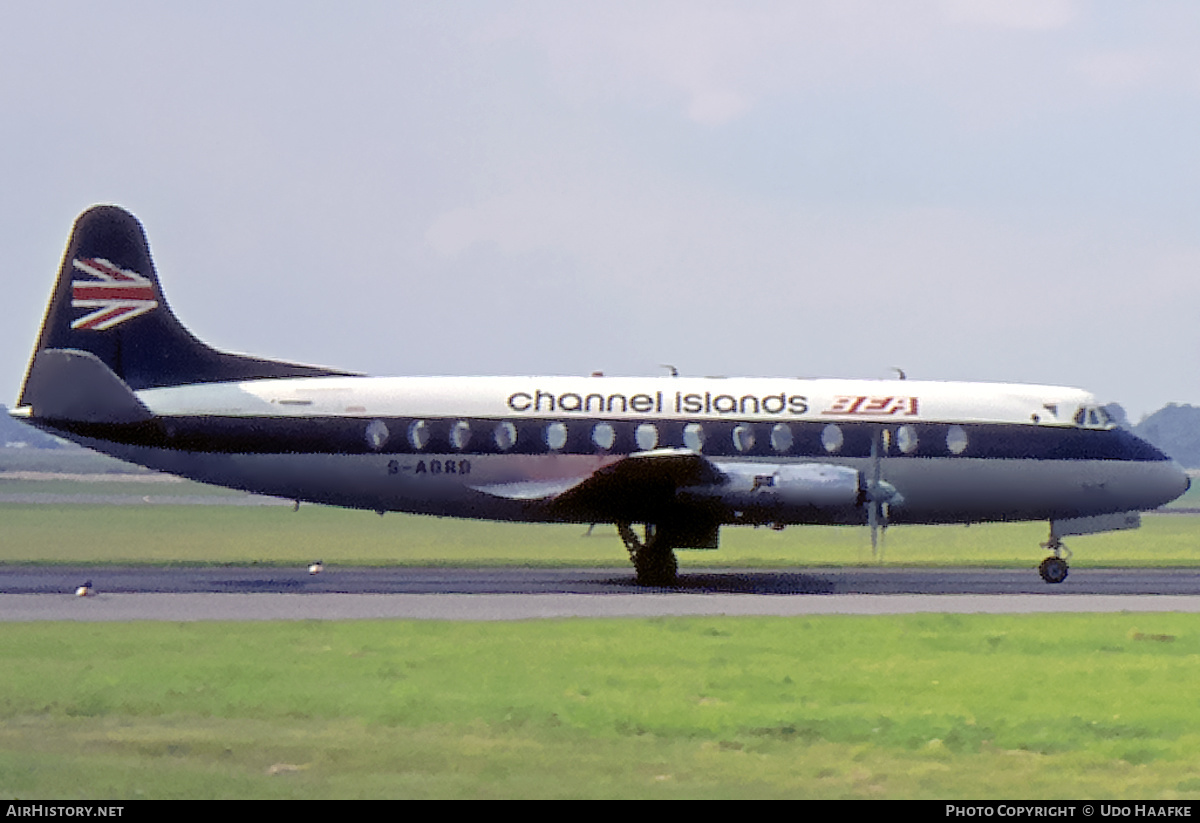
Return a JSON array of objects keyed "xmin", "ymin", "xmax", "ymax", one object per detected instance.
[{"xmin": 137, "ymin": 375, "xmax": 1098, "ymax": 428}]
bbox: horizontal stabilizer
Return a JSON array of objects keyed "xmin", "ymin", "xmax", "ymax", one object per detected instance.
[{"xmin": 19, "ymin": 348, "xmax": 153, "ymax": 423}]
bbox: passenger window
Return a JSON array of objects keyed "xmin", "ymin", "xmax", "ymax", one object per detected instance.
[
  {"xmin": 545, "ymin": 422, "xmax": 568, "ymax": 451},
  {"xmin": 770, "ymin": 423, "xmax": 793, "ymax": 453},
  {"xmin": 896, "ymin": 425, "xmax": 917, "ymax": 454},
  {"xmin": 732, "ymin": 424, "xmax": 755, "ymax": 453},
  {"xmin": 683, "ymin": 423, "xmax": 705, "ymax": 452},
  {"xmin": 494, "ymin": 421, "xmax": 517, "ymax": 451},
  {"xmin": 365, "ymin": 420, "xmax": 390, "ymax": 451},
  {"xmin": 635, "ymin": 423, "xmax": 658, "ymax": 451},
  {"xmin": 408, "ymin": 420, "xmax": 430, "ymax": 451},
  {"xmin": 821, "ymin": 424, "xmax": 843, "ymax": 453},
  {"xmin": 592, "ymin": 422, "xmax": 616, "ymax": 450},
  {"xmin": 946, "ymin": 425, "xmax": 968, "ymax": 455},
  {"xmin": 450, "ymin": 420, "xmax": 471, "ymax": 451}
]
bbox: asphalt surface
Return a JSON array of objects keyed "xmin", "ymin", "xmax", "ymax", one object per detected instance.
[{"xmin": 3, "ymin": 565, "xmax": 1200, "ymax": 620}]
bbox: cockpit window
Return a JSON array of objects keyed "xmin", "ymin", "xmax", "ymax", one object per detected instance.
[{"xmin": 1073, "ymin": 406, "xmax": 1117, "ymax": 430}]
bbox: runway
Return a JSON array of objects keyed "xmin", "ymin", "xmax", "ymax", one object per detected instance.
[{"xmin": 3, "ymin": 566, "xmax": 1200, "ymax": 620}]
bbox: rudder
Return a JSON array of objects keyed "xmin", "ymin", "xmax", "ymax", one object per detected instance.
[{"xmin": 18, "ymin": 206, "xmax": 352, "ymax": 404}]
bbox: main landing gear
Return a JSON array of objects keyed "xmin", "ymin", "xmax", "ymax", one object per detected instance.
[
  {"xmin": 617, "ymin": 522, "xmax": 678, "ymax": 588},
  {"xmin": 1038, "ymin": 535, "xmax": 1071, "ymax": 584}
]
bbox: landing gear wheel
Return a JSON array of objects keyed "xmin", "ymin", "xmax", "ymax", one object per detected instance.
[
  {"xmin": 618, "ymin": 522, "xmax": 678, "ymax": 587},
  {"xmin": 1039, "ymin": 556, "xmax": 1069, "ymax": 584},
  {"xmin": 1038, "ymin": 535, "xmax": 1071, "ymax": 584}
]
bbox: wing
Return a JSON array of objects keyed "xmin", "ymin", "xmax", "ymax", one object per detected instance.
[
  {"xmin": 469, "ymin": 448, "xmax": 725, "ymax": 524},
  {"xmin": 547, "ymin": 448, "xmax": 727, "ymax": 523},
  {"xmin": 468, "ymin": 447, "xmax": 864, "ymax": 539}
]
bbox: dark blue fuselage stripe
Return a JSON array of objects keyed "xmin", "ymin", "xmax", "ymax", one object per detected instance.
[{"xmin": 36, "ymin": 415, "xmax": 1174, "ymax": 463}]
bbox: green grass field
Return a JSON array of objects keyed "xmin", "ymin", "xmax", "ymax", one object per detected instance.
[
  {"xmin": 5, "ymin": 475, "xmax": 1200, "ymax": 798},
  {"xmin": 0, "ymin": 448, "xmax": 158, "ymax": 475},
  {"xmin": 4, "ymin": 615, "xmax": 1200, "ymax": 799},
  {"xmin": 2, "ymin": 497, "xmax": 1200, "ymax": 570}
]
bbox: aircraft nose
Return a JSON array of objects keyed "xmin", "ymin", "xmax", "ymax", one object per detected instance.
[{"xmin": 1163, "ymin": 461, "xmax": 1190, "ymax": 507}]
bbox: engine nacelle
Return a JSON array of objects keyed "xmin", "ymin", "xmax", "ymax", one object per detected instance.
[{"xmin": 682, "ymin": 461, "xmax": 863, "ymax": 525}]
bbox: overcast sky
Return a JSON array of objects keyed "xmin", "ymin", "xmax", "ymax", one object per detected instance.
[{"xmin": 2, "ymin": 1, "xmax": 1198, "ymax": 419}]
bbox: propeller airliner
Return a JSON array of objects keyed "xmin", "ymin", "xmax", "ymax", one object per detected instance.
[{"xmin": 12, "ymin": 206, "xmax": 1190, "ymax": 585}]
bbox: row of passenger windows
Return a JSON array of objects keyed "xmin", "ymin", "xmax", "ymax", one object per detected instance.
[{"xmin": 367, "ymin": 419, "xmax": 971, "ymax": 457}]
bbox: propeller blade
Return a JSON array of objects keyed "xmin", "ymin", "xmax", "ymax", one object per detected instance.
[
  {"xmin": 877, "ymin": 501, "xmax": 890, "ymax": 560},
  {"xmin": 866, "ymin": 427, "xmax": 890, "ymax": 560},
  {"xmin": 869, "ymin": 498, "xmax": 880, "ymax": 556}
]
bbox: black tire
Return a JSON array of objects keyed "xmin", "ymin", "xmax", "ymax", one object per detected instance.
[
  {"xmin": 618, "ymin": 522, "xmax": 678, "ymax": 587},
  {"xmin": 632, "ymin": 544, "xmax": 678, "ymax": 587},
  {"xmin": 1039, "ymin": 556, "xmax": 1069, "ymax": 584}
]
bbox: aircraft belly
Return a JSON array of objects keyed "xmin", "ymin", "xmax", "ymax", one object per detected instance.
[
  {"xmin": 62, "ymin": 440, "xmax": 603, "ymax": 521},
  {"xmin": 875, "ymin": 457, "xmax": 1181, "ymax": 524}
]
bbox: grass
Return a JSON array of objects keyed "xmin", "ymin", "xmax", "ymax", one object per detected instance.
[
  {"xmin": 1162, "ymin": 474, "xmax": 1200, "ymax": 508},
  {"xmin": 5, "ymin": 474, "xmax": 1200, "ymax": 798},
  {"xmin": 2, "ymin": 499, "xmax": 1200, "ymax": 569},
  {"xmin": 0, "ymin": 448, "xmax": 157, "ymax": 475},
  {"xmin": 0, "ymin": 478, "xmax": 243, "ymax": 498},
  {"xmin": 4, "ymin": 615, "xmax": 1200, "ymax": 798}
]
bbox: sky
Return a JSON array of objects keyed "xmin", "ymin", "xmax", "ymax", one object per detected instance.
[{"xmin": 1, "ymin": 0, "xmax": 1198, "ymax": 420}]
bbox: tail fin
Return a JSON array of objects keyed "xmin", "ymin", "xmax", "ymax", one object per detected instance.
[{"xmin": 18, "ymin": 206, "xmax": 353, "ymax": 405}]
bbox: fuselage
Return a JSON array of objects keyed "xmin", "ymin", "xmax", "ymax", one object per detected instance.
[
  {"xmin": 29, "ymin": 374, "xmax": 1189, "ymax": 529},
  {"xmin": 19, "ymin": 205, "xmax": 1189, "ymax": 588}
]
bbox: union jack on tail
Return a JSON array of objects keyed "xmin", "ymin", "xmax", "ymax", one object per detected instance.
[{"xmin": 70, "ymin": 257, "xmax": 158, "ymax": 330}]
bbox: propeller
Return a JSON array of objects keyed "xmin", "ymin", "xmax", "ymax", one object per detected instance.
[{"xmin": 865, "ymin": 428, "xmax": 903, "ymax": 559}]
